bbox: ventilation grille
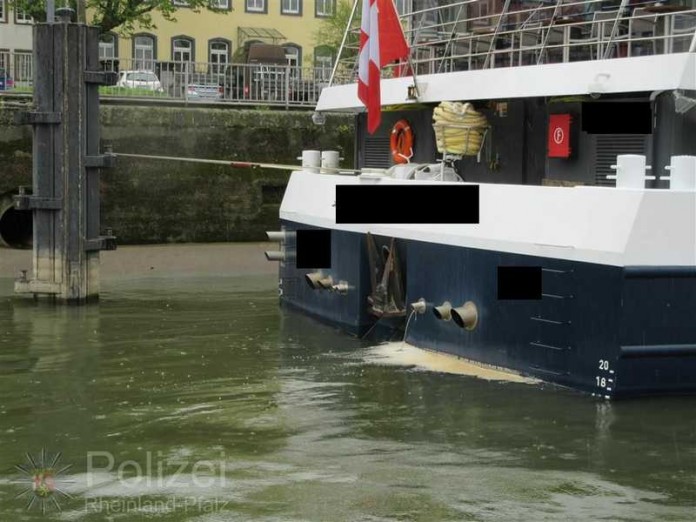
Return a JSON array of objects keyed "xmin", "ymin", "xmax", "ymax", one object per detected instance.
[
  {"xmin": 594, "ymin": 135, "xmax": 648, "ymax": 186},
  {"xmin": 363, "ymin": 133, "xmax": 391, "ymax": 169}
]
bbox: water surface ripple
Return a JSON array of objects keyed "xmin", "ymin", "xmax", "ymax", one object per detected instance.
[{"xmin": 0, "ymin": 274, "xmax": 694, "ymax": 521}]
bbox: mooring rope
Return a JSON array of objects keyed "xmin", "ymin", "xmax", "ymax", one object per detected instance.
[{"xmin": 112, "ymin": 152, "xmax": 368, "ymax": 174}]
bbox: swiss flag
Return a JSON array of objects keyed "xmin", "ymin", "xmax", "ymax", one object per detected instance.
[{"xmin": 358, "ymin": 0, "xmax": 410, "ymax": 134}]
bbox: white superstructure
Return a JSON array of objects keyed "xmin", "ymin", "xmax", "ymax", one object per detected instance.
[{"xmin": 280, "ymin": 167, "xmax": 696, "ymax": 267}]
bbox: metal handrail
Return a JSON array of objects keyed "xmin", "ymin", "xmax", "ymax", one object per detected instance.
[
  {"xmin": 329, "ymin": 0, "xmax": 696, "ymax": 83},
  {"xmin": 483, "ymin": 0, "xmax": 513, "ymax": 69},
  {"xmin": 602, "ymin": 0, "xmax": 630, "ymax": 60},
  {"xmin": 536, "ymin": 0, "xmax": 564, "ymax": 65},
  {"xmin": 0, "ymin": 54, "xmax": 346, "ymax": 107}
]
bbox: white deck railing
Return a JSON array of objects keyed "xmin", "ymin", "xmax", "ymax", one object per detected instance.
[{"xmin": 331, "ymin": 0, "xmax": 696, "ymax": 83}]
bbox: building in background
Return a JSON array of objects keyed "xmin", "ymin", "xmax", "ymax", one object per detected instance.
[
  {"xmin": 0, "ymin": 1, "xmax": 33, "ymax": 87},
  {"xmin": 101, "ymin": 0, "xmax": 337, "ymax": 75}
]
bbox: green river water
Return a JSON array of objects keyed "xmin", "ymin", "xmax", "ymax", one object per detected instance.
[{"xmin": 0, "ymin": 271, "xmax": 694, "ymax": 521}]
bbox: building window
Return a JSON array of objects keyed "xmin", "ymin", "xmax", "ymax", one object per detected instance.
[
  {"xmin": 284, "ymin": 44, "xmax": 301, "ymax": 67},
  {"xmin": 474, "ymin": 1, "xmax": 489, "ymax": 22},
  {"xmin": 15, "ymin": 7, "xmax": 32, "ymax": 24},
  {"xmin": 281, "ymin": 0, "xmax": 301, "ymax": 15},
  {"xmin": 133, "ymin": 34, "xmax": 156, "ymax": 70},
  {"xmin": 13, "ymin": 50, "xmax": 31, "ymax": 84},
  {"xmin": 172, "ymin": 37, "xmax": 194, "ymax": 63},
  {"xmin": 0, "ymin": 0, "xmax": 5, "ymax": 23},
  {"xmin": 99, "ymin": 33, "xmax": 118, "ymax": 61},
  {"xmin": 395, "ymin": 0, "xmax": 411, "ymax": 16},
  {"xmin": 209, "ymin": 39, "xmax": 230, "ymax": 74},
  {"xmin": 315, "ymin": 0, "xmax": 334, "ymax": 17},
  {"xmin": 284, "ymin": 43, "xmax": 301, "ymax": 80},
  {"xmin": 209, "ymin": 0, "xmax": 229, "ymax": 8},
  {"xmin": 314, "ymin": 46, "xmax": 333, "ymax": 81},
  {"xmin": 245, "ymin": 0, "xmax": 266, "ymax": 13},
  {"xmin": 0, "ymin": 50, "xmax": 9, "ymax": 76}
]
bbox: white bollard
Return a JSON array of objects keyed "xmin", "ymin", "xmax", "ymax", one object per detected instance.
[
  {"xmin": 298, "ymin": 150, "xmax": 321, "ymax": 173},
  {"xmin": 663, "ymin": 156, "xmax": 696, "ymax": 191},
  {"xmin": 607, "ymin": 154, "xmax": 655, "ymax": 189},
  {"xmin": 320, "ymin": 150, "xmax": 340, "ymax": 173}
]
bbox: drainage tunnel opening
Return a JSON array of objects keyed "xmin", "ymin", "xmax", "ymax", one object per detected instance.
[{"xmin": 0, "ymin": 205, "xmax": 33, "ymax": 249}]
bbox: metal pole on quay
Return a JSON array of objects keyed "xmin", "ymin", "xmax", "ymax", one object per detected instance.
[{"xmin": 13, "ymin": 7, "xmax": 116, "ymax": 303}]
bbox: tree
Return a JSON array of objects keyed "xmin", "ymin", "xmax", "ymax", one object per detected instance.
[
  {"xmin": 313, "ymin": 0, "xmax": 360, "ymax": 61},
  {"xmin": 10, "ymin": 0, "xmax": 226, "ymax": 34}
]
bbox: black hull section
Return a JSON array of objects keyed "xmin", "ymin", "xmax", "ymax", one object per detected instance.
[{"xmin": 277, "ymin": 221, "xmax": 696, "ymax": 398}]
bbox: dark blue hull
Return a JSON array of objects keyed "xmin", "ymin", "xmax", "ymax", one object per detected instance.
[{"xmin": 278, "ymin": 221, "xmax": 696, "ymax": 398}]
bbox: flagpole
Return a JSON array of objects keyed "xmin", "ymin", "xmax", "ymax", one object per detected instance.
[
  {"xmin": 328, "ymin": 0, "xmax": 361, "ymax": 89},
  {"xmin": 394, "ymin": 1, "xmax": 421, "ymax": 100},
  {"xmin": 404, "ymin": 57, "xmax": 421, "ymax": 100},
  {"xmin": 358, "ymin": 0, "xmax": 412, "ymax": 133}
]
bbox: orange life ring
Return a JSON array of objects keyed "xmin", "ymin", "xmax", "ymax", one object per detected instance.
[{"xmin": 390, "ymin": 119, "xmax": 414, "ymax": 164}]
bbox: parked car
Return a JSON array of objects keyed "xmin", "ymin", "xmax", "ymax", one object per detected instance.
[
  {"xmin": 185, "ymin": 72, "xmax": 223, "ymax": 101},
  {"xmin": 115, "ymin": 70, "xmax": 164, "ymax": 92},
  {"xmin": 0, "ymin": 68, "xmax": 14, "ymax": 91},
  {"xmin": 224, "ymin": 44, "xmax": 289, "ymax": 101},
  {"xmin": 186, "ymin": 84, "xmax": 223, "ymax": 100}
]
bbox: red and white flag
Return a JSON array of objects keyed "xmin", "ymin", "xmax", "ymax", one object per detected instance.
[{"xmin": 358, "ymin": 0, "xmax": 410, "ymax": 134}]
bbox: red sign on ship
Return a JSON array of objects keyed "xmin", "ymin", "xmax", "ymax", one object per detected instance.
[{"xmin": 548, "ymin": 114, "xmax": 572, "ymax": 158}]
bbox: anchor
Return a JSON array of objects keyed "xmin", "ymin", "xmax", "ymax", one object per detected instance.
[{"xmin": 366, "ymin": 233, "xmax": 406, "ymax": 318}]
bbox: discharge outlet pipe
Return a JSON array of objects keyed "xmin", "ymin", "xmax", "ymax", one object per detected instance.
[
  {"xmin": 264, "ymin": 250, "xmax": 286, "ymax": 261},
  {"xmin": 433, "ymin": 301, "xmax": 453, "ymax": 321},
  {"xmin": 266, "ymin": 231, "xmax": 288, "ymax": 242},
  {"xmin": 0, "ymin": 192, "xmax": 32, "ymax": 249},
  {"xmin": 451, "ymin": 302, "xmax": 479, "ymax": 331},
  {"xmin": 266, "ymin": 230, "xmax": 297, "ymax": 242},
  {"xmin": 305, "ymin": 272, "xmax": 334, "ymax": 290}
]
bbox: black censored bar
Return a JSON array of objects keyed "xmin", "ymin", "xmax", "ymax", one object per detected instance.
[
  {"xmin": 581, "ymin": 102, "xmax": 652, "ymax": 134},
  {"xmin": 497, "ymin": 266, "xmax": 542, "ymax": 300},
  {"xmin": 296, "ymin": 229, "xmax": 332, "ymax": 269},
  {"xmin": 335, "ymin": 185, "xmax": 479, "ymax": 224}
]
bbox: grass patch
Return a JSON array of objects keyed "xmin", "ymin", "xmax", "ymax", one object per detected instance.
[
  {"xmin": 99, "ymin": 86, "xmax": 168, "ymax": 97},
  {"xmin": 2, "ymin": 86, "xmax": 169, "ymax": 97}
]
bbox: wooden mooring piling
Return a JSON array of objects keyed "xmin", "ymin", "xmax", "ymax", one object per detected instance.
[{"xmin": 13, "ymin": 8, "xmax": 116, "ymax": 302}]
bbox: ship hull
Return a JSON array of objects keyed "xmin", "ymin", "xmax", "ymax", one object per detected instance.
[{"xmin": 278, "ymin": 220, "xmax": 696, "ymax": 398}]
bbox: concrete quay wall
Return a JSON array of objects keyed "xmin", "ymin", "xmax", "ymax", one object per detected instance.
[{"xmin": 0, "ymin": 104, "xmax": 354, "ymax": 243}]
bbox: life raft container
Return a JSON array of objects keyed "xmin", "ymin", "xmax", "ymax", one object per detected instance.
[
  {"xmin": 432, "ymin": 101, "xmax": 488, "ymax": 156},
  {"xmin": 390, "ymin": 119, "xmax": 414, "ymax": 164}
]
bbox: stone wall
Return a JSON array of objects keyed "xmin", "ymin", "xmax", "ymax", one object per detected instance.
[
  {"xmin": 0, "ymin": 103, "xmax": 354, "ymax": 243},
  {"xmin": 0, "ymin": 107, "xmax": 32, "ymax": 195}
]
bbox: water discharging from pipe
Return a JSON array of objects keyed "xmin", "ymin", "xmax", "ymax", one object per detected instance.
[{"xmin": 402, "ymin": 310, "xmax": 416, "ymax": 342}]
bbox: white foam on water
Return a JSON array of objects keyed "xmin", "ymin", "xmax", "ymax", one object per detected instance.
[{"xmin": 363, "ymin": 342, "xmax": 539, "ymax": 384}]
